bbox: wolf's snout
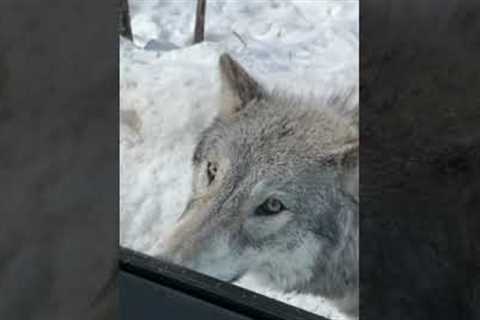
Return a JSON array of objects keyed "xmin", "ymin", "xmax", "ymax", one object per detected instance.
[
  {"xmin": 160, "ymin": 226, "xmax": 198, "ymax": 267},
  {"xmin": 158, "ymin": 202, "xmax": 251, "ymax": 283},
  {"xmin": 225, "ymin": 269, "xmax": 247, "ymax": 283}
]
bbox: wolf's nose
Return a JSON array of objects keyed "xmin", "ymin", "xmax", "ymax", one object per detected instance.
[
  {"xmin": 155, "ymin": 247, "xmax": 184, "ymax": 266},
  {"xmin": 225, "ymin": 270, "xmax": 246, "ymax": 283}
]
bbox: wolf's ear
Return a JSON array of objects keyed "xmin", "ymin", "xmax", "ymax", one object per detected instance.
[
  {"xmin": 219, "ymin": 53, "xmax": 264, "ymax": 116},
  {"xmin": 335, "ymin": 143, "xmax": 358, "ymax": 201}
]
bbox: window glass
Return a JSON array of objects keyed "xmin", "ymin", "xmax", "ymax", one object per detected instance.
[{"xmin": 120, "ymin": 1, "xmax": 358, "ymax": 319}]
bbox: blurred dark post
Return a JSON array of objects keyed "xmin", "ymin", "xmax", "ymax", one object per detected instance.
[
  {"xmin": 119, "ymin": 0, "xmax": 133, "ymax": 41},
  {"xmin": 193, "ymin": 0, "xmax": 207, "ymax": 44}
]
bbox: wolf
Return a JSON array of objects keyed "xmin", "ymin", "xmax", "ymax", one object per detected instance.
[{"xmin": 160, "ymin": 53, "xmax": 359, "ymax": 317}]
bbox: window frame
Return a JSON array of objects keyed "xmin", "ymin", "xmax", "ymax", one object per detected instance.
[{"xmin": 119, "ymin": 247, "xmax": 330, "ymax": 320}]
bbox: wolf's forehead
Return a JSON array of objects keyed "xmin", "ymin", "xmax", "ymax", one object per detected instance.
[{"xmin": 218, "ymin": 108, "xmax": 351, "ymax": 163}]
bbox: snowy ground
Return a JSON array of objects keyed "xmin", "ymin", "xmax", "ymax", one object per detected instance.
[{"xmin": 120, "ymin": 1, "xmax": 358, "ymax": 319}]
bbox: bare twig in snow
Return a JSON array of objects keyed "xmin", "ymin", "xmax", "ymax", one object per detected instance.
[{"xmin": 233, "ymin": 30, "xmax": 247, "ymax": 47}]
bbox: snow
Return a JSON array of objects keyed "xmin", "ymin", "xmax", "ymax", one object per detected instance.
[{"xmin": 120, "ymin": 1, "xmax": 358, "ymax": 319}]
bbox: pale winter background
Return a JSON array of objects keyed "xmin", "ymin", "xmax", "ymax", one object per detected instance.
[{"xmin": 120, "ymin": 1, "xmax": 358, "ymax": 319}]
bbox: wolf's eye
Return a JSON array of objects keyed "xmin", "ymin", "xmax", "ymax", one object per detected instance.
[
  {"xmin": 256, "ymin": 197, "xmax": 285, "ymax": 215},
  {"xmin": 206, "ymin": 161, "xmax": 217, "ymax": 185}
]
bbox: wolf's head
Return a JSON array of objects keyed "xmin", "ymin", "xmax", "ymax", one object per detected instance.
[{"xmin": 161, "ymin": 54, "xmax": 358, "ymax": 312}]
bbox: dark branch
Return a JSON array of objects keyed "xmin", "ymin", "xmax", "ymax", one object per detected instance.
[
  {"xmin": 193, "ymin": 0, "xmax": 207, "ymax": 44},
  {"xmin": 119, "ymin": 0, "xmax": 133, "ymax": 41}
]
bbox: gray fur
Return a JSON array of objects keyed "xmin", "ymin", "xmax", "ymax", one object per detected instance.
[{"xmin": 161, "ymin": 53, "xmax": 358, "ymax": 317}]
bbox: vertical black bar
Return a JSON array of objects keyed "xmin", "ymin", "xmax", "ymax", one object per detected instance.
[
  {"xmin": 0, "ymin": 1, "xmax": 118, "ymax": 319},
  {"xmin": 361, "ymin": 0, "xmax": 480, "ymax": 319}
]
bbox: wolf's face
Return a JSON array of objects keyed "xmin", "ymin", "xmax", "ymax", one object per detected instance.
[{"xmin": 162, "ymin": 54, "xmax": 358, "ymax": 297}]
